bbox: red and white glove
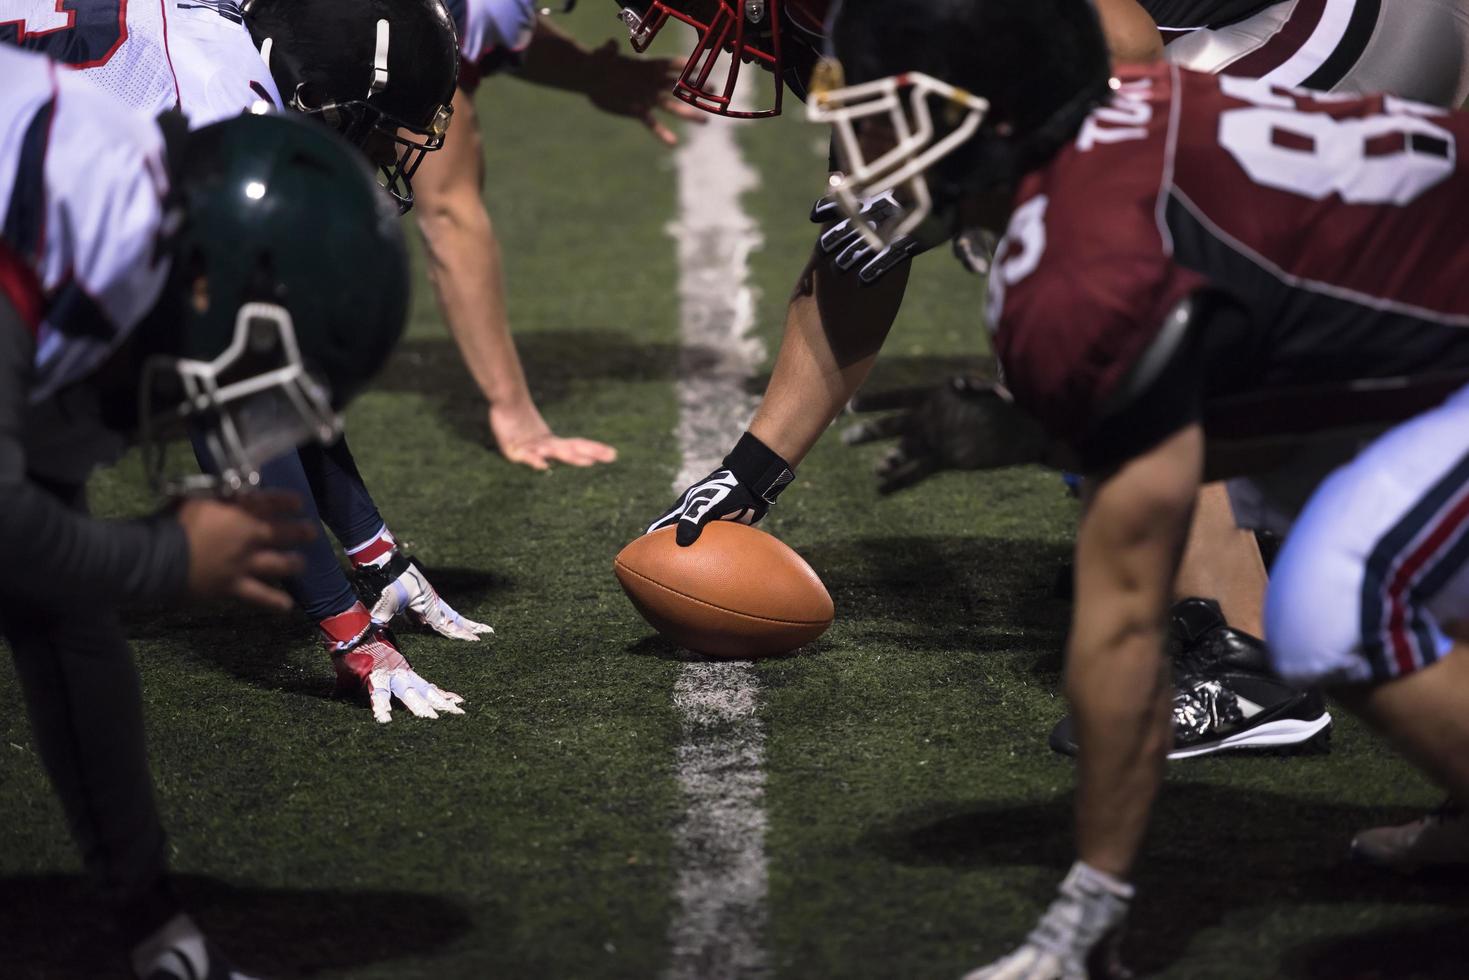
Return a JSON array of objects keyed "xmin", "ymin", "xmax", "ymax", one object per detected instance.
[{"xmin": 321, "ymin": 603, "xmax": 466, "ymax": 724}]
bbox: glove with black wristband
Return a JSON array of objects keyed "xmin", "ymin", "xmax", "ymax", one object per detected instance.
[
  {"xmin": 646, "ymin": 431, "xmax": 795, "ymax": 546},
  {"xmin": 811, "ymin": 192, "xmax": 933, "ymax": 286}
]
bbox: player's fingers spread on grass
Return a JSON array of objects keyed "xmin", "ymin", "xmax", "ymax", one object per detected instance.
[
  {"xmin": 421, "ymin": 604, "xmax": 493, "ymax": 642},
  {"xmin": 568, "ymin": 438, "xmax": 618, "ymax": 464},
  {"xmin": 424, "ymin": 684, "xmax": 466, "ymax": 715},
  {"xmin": 367, "ymin": 669, "xmax": 393, "ymax": 724},
  {"xmin": 542, "ymin": 436, "xmax": 616, "ymax": 467},
  {"xmin": 504, "ymin": 445, "xmax": 552, "ymax": 471},
  {"xmin": 397, "ymin": 686, "xmax": 439, "ymax": 720}
]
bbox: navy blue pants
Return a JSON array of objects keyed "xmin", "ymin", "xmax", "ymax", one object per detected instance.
[{"xmin": 194, "ymin": 435, "xmax": 387, "ymax": 621}]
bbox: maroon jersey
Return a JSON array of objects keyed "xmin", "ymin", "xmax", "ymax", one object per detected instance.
[{"xmin": 987, "ymin": 61, "xmax": 1469, "ymax": 464}]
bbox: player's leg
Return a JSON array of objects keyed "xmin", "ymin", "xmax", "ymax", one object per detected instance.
[
  {"xmin": 1326, "ymin": 658, "xmax": 1469, "ymax": 873},
  {"xmin": 190, "ymin": 436, "xmax": 357, "ymax": 621},
  {"xmin": 296, "ymin": 437, "xmax": 494, "ymax": 641},
  {"xmin": 295, "ymin": 436, "xmax": 393, "ymax": 568},
  {"xmin": 1267, "ymin": 384, "xmax": 1469, "ymax": 869},
  {"xmin": 1172, "ymin": 482, "xmax": 1267, "ymax": 636},
  {"xmin": 4, "ymin": 599, "xmax": 171, "ymax": 932},
  {"xmin": 249, "ymin": 450, "xmax": 360, "ymax": 622},
  {"xmin": 1335, "ymin": 650, "xmax": 1469, "ymax": 799},
  {"xmin": 3, "ymin": 601, "xmax": 263, "ymax": 977},
  {"xmin": 0, "ymin": 478, "xmax": 185, "ymax": 969}
]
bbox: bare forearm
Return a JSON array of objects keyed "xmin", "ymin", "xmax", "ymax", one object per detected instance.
[
  {"xmin": 1065, "ymin": 425, "xmax": 1203, "ymax": 878},
  {"xmin": 749, "ymin": 252, "xmax": 909, "ymax": 465},
  {"xmin": 1067, "ymin": 623, "xmax": 1173, "ymax": 878},
  {"xmin": 417, "ymin": 202, "xmax": 535, "ymax": 411}
]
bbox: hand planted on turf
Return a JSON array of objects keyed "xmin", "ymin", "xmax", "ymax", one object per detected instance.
[
  {"xmin": 329, "ymin": 625, "xmax": 465, "ymax": 724},
  {"xmin": 810, "ymin": 191, "xmax": 933, "ymax": 285},
  {"xmin": 364, "ymin": 555, "xmax": 495, "ymax": 642},
  {"xmin": 323, "ymin": 602, "xmax": 465, "ymax": 723},
  {"xmin": 585, "ymin": 41, "xmax": 708, "ymax": 147},
  {"xmin": 490, "ymin": 402, "xmax": 618, "ymax": 471},
  {"xmin": 962, "ymin": 862, "xmax": 1132, "ymax": 980},
  {"xmin": 645, "ymin": 432, "xmax": 795, "ymax": 547},
  {"xmin": 842, "ymin": 376, "xmax": 1052, "ymax": 494},
  {"xmin": 176, "ymin": 491, "xmax": 316, "ymax": 611}
]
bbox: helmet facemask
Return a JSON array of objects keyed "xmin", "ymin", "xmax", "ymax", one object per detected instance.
[
  {"xmin": 285, "ymin": 84, "xmax": 451, "ymax": 213},
  {"xmin": 619, "ymin": 1, "xmax": 787, "ymax": 118},
  {"xmin": 139, "ymin": 303, "xmax": 340, "ymax": 496},
  {"xmin": 259, "ymin": 16, "xmax": 453, "ymax": 213},
  {"xmin": 808, "ymin": 65, "xmax": 990, "ymax": 251}
]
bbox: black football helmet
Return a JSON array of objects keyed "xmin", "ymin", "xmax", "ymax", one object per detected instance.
[
  {"xmin": 616, "ymin": 0, "xmax": 828, "ymax": 117},
  {"xmin": 810, "ymin": 0, "xmax": 1112, "ymax": 248},
  {"xmin": 138, "ymin": 110, "xmax": 409, "ymax": 494},
  {"xmin": 243, "ymin": 0, "xmax": 459, "ymax": 212}
]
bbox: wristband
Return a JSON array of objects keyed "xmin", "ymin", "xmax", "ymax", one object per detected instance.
[{"xmin": 723, "ymin": 431, "xmax": 795, "ymax": 505}]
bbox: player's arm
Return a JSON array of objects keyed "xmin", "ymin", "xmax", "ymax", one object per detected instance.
[
  {"xmin": 1095, "ymin": 0, "xmax": 1165, "ymax": 65},
  {"xmin": 749, "ymin": 250, "xmax": 911, "ymax": 464},
  {"xmin": 1068, "ymin": 422, "xmax": 1201, "ymax": 878},
  {"xmin": 647, "ymin": 247, "xmax": 909, "ymax": 545},
  {"xmin": 972, "ymin": 424, "xmax": 1199, "ymax": 978},
  {"xmin": 511, "ymin": 17, "xmax": 704, "ymax": 145},
  {"xmin": 0, "ymin": 299, "xmax": 311, "ymax": 608},
  {"xmin": 412, "ymin": 86, "xmax": 616, "ymax": 469}
]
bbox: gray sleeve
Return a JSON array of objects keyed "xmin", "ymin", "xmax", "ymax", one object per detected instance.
[{"xmin": 0, "ymin": 299, "xmax": 190, "ymax": 606}]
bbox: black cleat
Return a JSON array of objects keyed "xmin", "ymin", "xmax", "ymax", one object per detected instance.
[{"xmin": 1049, "ymin": 598, "xmax": 1332, "ymax": 760}]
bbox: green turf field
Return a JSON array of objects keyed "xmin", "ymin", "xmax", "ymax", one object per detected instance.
[{"xmin": 2, "ymin": 8, "xmax": 1464, "ymax": 978}]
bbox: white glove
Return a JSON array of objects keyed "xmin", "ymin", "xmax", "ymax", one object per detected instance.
[
  {"xmin": 366, "ymin": 664, "xmax": 467, "ymax": 724},
  {"xmin": 324, "ymin": 603, "xmax": 468, "ymax": 724},
  {"xmin": 368, "ymin": 559, "xmax": 494, "ymax": 641},
  {"xmin": 963, "ymin": 862, "xmax": 1132, "ymax": 980}
]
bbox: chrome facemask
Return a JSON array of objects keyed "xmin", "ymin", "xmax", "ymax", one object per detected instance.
[
  {"xmin": 139, "ymin": 303, "xmax": 340, "ymax": 496},
  {"xmin": 808, "ymin": 64, "xmax": 990, "ymax": 250}
]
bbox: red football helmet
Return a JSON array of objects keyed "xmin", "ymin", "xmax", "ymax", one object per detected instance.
[{"xmin": 617, "ymin": 0, "xmax": 828, "ymax": 118}]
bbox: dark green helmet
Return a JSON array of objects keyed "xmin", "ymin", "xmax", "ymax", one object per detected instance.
[{"xmin": 140, "ymin": 109, "xmax": 409, "ymax": 494}]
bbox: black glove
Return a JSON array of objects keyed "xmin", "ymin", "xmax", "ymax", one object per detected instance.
[
  {"xmin": 646, "ymin": 431, "xmax": 795, "ymax": 546},
  {"xmin": 810, "ymin": 192, "xmax": 933, "ymax": 285},
  {"xmin": 842, "ymin": 376, "xmax": 1050, "ymax": 494},
  {"xmin": 952, "ymin": 226, "xmax": 1000, "ymax": 276}
]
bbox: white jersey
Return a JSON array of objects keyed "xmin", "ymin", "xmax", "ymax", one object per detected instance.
[
  {"xmin": 446, "ymin": 0, "xmax": 536, "ymax": 87},
  {"xmin": 0, "ymin": 0, "xmax": 282, "ymax": 126},
  {"xmin": 0, "ymin": 46, "xmax": 170, "ymax": 403}
]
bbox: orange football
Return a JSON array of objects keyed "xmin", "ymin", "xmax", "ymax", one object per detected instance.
[{"xmin": 614, "ymin": 522, "xmax": 834, "ymax": 658}]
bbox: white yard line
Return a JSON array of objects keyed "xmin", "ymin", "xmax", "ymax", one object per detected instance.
[{"xmin": 663, "ymin": 87, "xmax": 771, "ymax": 980}]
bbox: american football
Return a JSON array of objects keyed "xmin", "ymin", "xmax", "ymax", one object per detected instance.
[
  {"xmin": 9, "ymin": 0, "xmax": 1469, "ymax": 976},
  {"xmin": 614, "ymin": 523, "xmax": 834, "ymax": 657}
]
